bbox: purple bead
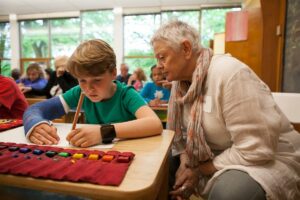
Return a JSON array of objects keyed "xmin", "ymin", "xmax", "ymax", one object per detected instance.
[{"xmin": 19, "ymin": 148, "xmax": 31, "ymax": 153}]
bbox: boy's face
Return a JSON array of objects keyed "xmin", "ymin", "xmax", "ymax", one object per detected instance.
[{"xmin": 77, "ymin": 69, "xmax": 117, "ymax": 102}]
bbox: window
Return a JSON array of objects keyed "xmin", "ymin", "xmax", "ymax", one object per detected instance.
[
  {"xmin": 20, "ymin": 18, "xmax": 82, "ymax": 72},
  {"xmin": 81, "ymin": 10, "xmax": 114, "ymax": 45},
  {"xmin": 0, "ymin": 22, "xmax": 11, "ymax": 76},
  {"xmin": 161, "ymin": 10, "xmax": 200, "ymax": 32},
  {"xmin": 51, "ymin": 18, "xmax": 80, "ymax": 58},
  {"xmin": 123, "ymin": 14, "xmax": 161, "ymax": 76},
  {"xmin": 20, "ymin": 19, "xmax": 49, "ymax": 58},
  {"xmin": 201, "ymin": 7, "xmax": 241, "ymax": 47}
]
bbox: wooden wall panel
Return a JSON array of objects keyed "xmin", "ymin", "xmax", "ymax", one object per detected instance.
[{"xmin": 225, "ymin": 0, "xmax": 286, "ymax": 92}]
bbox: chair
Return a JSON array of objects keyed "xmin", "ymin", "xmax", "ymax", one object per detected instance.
[{"xmin": 272, "ymin": 92, "xmax": 300, "ymax": 132}]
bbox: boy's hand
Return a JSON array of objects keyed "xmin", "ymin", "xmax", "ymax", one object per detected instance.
[
  {"xmin": 66, "ymin": 125, "xmax": 101, "ymax": 147},
  {"xmin": 29, "ymin": 123, "xmax": 59, "ymax": 145}
]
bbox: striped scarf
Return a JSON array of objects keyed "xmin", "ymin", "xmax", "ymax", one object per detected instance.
[{"xmin": 168, "ymin": 48, "xmax": 214, "ymax": 168}]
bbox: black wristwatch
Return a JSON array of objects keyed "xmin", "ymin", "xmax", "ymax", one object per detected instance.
[{"xmin": 100, "ymin": 124, "xmax": 116, "ymax": 144}]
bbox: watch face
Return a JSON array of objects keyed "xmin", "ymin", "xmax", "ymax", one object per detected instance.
[{"xmin": 101, "ymin": 124, "xmax": 116, "ymax": 144}]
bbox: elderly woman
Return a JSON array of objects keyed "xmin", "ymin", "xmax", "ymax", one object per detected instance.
[{"xmin": 151, "ymin": 20, "xmax": 300, "ymax": 200}]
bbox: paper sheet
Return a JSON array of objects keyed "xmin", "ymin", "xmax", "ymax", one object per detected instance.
[{"xmin": 0, "ymin": 123, "xmax": 114, "ymax": 149}]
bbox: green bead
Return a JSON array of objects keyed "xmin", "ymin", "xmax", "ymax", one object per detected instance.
[{"xmin": 58, "ymin": 152, "xmax": 70, "ymax": 157}]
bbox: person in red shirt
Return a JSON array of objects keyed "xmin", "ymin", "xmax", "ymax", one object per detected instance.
[{"xmin": 0, "ymin": 75, "xmax": 28, "ymax": 119}]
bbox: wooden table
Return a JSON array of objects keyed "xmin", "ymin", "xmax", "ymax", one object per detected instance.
[{"xmin": 0, "ymin": 127, "xmax": 174, "ymax": 200}]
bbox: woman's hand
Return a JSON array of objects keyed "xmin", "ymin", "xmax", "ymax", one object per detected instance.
[
  {"xmin": 66, "ymin": 125, "xmax": 101, "ymax": 147},
  {"xmin": 29, "ymin": 123, "xmax": 59, "ymax": 145},
  {"xmin": 157, "ymin": 80, "xmax": 172, "ymax": 90},
  {"xmin": 170, "ymin": 167, "xmax": 200, "ymax": 200}
]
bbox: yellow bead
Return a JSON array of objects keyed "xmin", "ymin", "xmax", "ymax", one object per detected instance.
[
  {"xmin": 72, "ymin": 153, "xmax": 84, "ymax": 159},
  {"xmin": 88, "ymin": 154, "xmax": 99, "ymax": 160}
]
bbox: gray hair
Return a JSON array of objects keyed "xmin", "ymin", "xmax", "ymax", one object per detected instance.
[{"xmin": 151, "ymin": 20, "xmax": 202, "ymax": 52}]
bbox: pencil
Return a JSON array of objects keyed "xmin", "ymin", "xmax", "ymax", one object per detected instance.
[{"xmin": 71, "ymin": 92, "xmax": 85, "ymax": 130}]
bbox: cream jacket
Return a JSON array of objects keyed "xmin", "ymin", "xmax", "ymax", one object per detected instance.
[{"xmin": 174, "ymin": 54, "xmax": 300, "ymax": 200}]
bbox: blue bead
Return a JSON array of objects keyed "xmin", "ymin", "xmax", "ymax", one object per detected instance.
[{"xmin": 33, "ymin": 149, "xmax": 44, "ymax": 155}]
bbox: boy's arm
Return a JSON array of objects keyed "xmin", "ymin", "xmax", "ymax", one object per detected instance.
[
  {"xmin": 23, "ymin": 96, "xmax": 67, "ymax": 138},
  {"xmin": 114, "ymin": 105, "xmax": 163, "ymax": 138}
]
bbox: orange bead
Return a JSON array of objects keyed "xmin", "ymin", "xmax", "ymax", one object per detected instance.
[{"xmin": 102, "ymin": 155, "xmax": 114, "ymax": 162}]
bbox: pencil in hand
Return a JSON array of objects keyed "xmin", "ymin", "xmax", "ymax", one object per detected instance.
[{"xmin": 71, "ymin": 92, "xmax": 85, "ymax": 130}]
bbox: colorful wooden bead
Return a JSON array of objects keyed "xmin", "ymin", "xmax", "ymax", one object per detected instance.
[
  {"xmin": 117, "ymin": 156, "xmax": 130, "ymax": 163},
  {"xmin": 19, "ymin": 148, "xmax": 31, "ymax": 153},
  {"xmin": 58, "ymin": 152, "xmax": 70, "ymax": 157},
  {"xmin": 102, "ymin": 155, "xmax": 114, "ymax": 162},
  {"xmin": 33, "ymin": 149, "xmax": 44, "ymax": 155},
  {"xmin": 88, "ymin": 154, "xmax": 99, "ymax": 160},
  {"xmin": 45, "ymin": 151, "xmax": 57, "ymax": 157},
  {"xmin": 72, "ymin": 153, "xmax": 84, "ymax": 159},
  {"xmin": 9, "ymin": 146, "xmax": 19, "ymax": 151}
]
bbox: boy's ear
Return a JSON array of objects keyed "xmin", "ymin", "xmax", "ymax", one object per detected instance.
[{"xmin": 111, "ymin": 68, "xmax": 117, "ymax": 78}]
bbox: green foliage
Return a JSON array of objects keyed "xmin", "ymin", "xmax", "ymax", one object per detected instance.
[
  {"xmin": 0, "ymin": 60, "xmax": 11, "ymax": 76},
  {"xmin": 21, "ymin": 20, "xmax": 49, "ymax": 58},
  {"xmin": 201, "ymin": 8, "xmax": 239, "ymax": 47},
  {"xmin": 81, "ymin": 10, "xmax": 114, "ymax": 45},
  {"xmin": 162, "ymin": 10, "xmax": 200, "ymax": 31}
]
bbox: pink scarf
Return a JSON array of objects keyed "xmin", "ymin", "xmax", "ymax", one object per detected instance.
[{"xmin": 168, "ymin": 48, "xmax": 214, "ymax": 168}]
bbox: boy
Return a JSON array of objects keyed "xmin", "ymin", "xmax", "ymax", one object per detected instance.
[{"xmin": 23, "ymin": 39, "xmax": 163, "ymax": 147}]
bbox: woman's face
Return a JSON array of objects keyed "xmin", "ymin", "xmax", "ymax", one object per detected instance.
[
  {"xmin": 78, "ymin": 70, "xmax": 116, "ymax": 102},
  {"xmin": 27, "ymin": 69, "xmax": 40, "ymax": 82},
  {"xmin": 153, "ymin": 40, "xmax": 188, "ymax": 82},
  {"xmin": 151, "ymin": 67, "xmax": 164, "ymax": 85}
]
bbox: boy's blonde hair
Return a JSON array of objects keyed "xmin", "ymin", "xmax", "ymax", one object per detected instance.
[{"xmin": 67, "ymin": 39, "xmax": 116, "ymax": 77}]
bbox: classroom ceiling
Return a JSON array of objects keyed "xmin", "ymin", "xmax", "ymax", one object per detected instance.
[{"xmin": 0, "ymin": 0, "xmax": 243, "ymax": 15}]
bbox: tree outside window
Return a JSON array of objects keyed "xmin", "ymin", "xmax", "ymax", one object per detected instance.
[
  {"xmin": 0, "ymin": 22, "xmax": 11, "ymax": 76},
  {"xmin": 201, "ymin": 7, "xmax": 241, "ymax": 48},
  {"xmin": 124, "ymin": 14, "xmax": 161, "ymax": 77},
  {"xmin": 51, "ymin": 18, "xmax": 80, "ymax": 58},
  {"xmin": 81, "ymin": 10, "xmax": 114, "ymax": 46}
]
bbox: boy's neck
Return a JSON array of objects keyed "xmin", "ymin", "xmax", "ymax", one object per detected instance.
[{"xmin": 102, "ymin": 82, "xmax": 117, "ymax": 101}]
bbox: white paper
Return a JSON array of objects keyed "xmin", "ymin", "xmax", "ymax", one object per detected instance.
[{"xmin": 0, "ymin": 123, "xmax": 114, "ymax": 149}]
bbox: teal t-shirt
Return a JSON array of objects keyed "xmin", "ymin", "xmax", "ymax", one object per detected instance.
[{"xmin": 62, "ymin": 81, "xmax": 146, "ymax": 124}]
